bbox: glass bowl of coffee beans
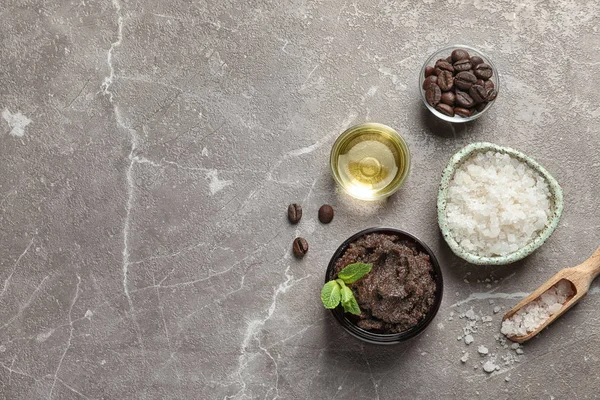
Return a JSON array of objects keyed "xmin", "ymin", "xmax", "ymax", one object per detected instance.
[{"xmin": 419, "ymin": 45, "xmax": 499, "ymax": 123}]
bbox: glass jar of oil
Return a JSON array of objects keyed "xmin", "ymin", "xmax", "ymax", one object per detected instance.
[{"xmin": 330, "ymin": 123, "xmax": 410, "ymax": 200}]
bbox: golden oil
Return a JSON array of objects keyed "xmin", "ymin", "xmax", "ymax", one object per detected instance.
[{"xmin": 330, "ymin": 123, "xmax": 410, "ymax": 200}]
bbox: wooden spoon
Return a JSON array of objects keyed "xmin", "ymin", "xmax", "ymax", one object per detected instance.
[{"xmin": 502, "ymin": 246, "xmax": 600, "ymax": 343}]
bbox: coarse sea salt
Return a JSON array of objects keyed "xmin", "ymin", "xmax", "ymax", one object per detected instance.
[
  {"xmin": 501, "ymin": 280, "xmax": 574, "ymax": 337},
  {"xmin": 446, "ymin": 151, "xmax": 551, "ymax": 257}
]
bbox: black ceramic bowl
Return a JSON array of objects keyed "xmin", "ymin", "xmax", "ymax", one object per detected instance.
[{"xmin": 325, "ymin": 227, "xmax": 444, "ymax": 344}]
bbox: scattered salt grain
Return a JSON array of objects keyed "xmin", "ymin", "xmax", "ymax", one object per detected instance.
[
  {"xmin": 482, "ymin": 316, "xmax": 493, "ymax": 323},
  {"xmin": 489, "ymin": 300, "xmax": 495, "ymax": 305},
  {"xmin": 501, "ymin": 280, "xmax": 574, "ymax": 337},
  {"xmin": 445, "ymin": 151, "xmax": 551, "ymax": 257},
  {"xmin": 482, "ymin": 360, "xmax": 497, "ymax": 373},
  {"xmin": 516, "ymin": 349, "xmax": 524, "ymax": 355},
  {"xmin": 486, "ymin": 284, "xmax": 492, "ymax": 289},
  {"xmin": 505, "ymin": 376, "xmax": 510, "ymax": 382},
  {"xmin": 493, "ymin": 306, "xmax": 501, "ymax": 314},
  {"xmin": 461, "ymin": 353, "xmax": 469, "ymax": 363},
  {"xmin": 465, "ymin": 309, "xmax": 477, "ymax": 321},
  {"xmin": 510, "ymin": 343, "xmax": 520, "ymax": 350},
  {"xmin": 464, "ymin": 279, "xmax": 470, "ymax": 284},
  {"xmin": 464, "ymin": 335, "xmax": 474, "ymax": 345},
  {"xmin": 478, "ymin": 345, "xmax": 489, "ymax": 355}
]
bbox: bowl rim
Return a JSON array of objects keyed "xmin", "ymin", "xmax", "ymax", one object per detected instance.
[
  {"xmin": 437, "ymin": 142, "xmax": 564, "ymax": 265},
  {"xmin": 419, "ymin": 44, "xmax": 500, "ymax": 123},
  {"xmin": 325, "ymin": 227, "xmax": 444, "ymax": 344},
  {"xmin": 329, "ymin": 122, "xmax": 411, "ymax": 201}
]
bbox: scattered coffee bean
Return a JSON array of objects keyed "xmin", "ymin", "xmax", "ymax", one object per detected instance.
[
  {"xmin": 454, "ymin": 107, "xmax": 471, "ymax": 118},
  {"xmin": 451, "ymin": 49, "xmax": 470, "ymax": 62},
  {"xmin": 470, "ymin": 56, "xmax": 484, "ymax": 67},
  {"xmin": 453, "ymin": 59, "xmax": 472, "ymax": 72},
  {"xmin": 424, "ymin": 66, "xmax": 436, "ymax": 77},
  {"xmin": 437, "ymin": 71, "xmax": 454, "ymax": 91},
  {"xmin": 436, "ymin": 103, "xmax": 454, "ymax": 117},
  {"xmin": 454, "ymin": 71, "xmax": 477, "ymax": 90},
  {"xmin": 422, "ymin": 75, "xmax": 438, "ymax": 90},
  {"xmin": 474, "ymin": 63, "xmax": 493, "ymax": 79},
  {"xmin": 435, "ymin": 59, "xmax": 454, "ymax": 74},
  {"xmin": 456, "ymin": 90, "xmax": 475, "ymax": 108},
  {"xmin": 423, "ymin": 48, "xmax": 497, "ymax": 118},
  {"xmin": 441, "ymin": 91, "xmax": 455, "ymax": 106},
  {"xmin": 287, "ymin": 203, "xmax": 302, "ymax": 224},
  {"xmin": 469, "ymin": 85, "xmax": 488, "ymax": 104},
  {"xmin": 292, "ymin": 237, "xmax": 309, "ymax": 258},
  {"xmin": 425, "ymin": 83, "xmax": 441, "ymax": 107},
  {"xmin": 318, "ymin": 204, "xmax": 334, "ymax": 223}
]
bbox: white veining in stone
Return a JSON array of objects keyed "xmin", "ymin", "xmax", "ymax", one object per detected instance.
[
  {"xmin": 101, "ymin": 0, "xmax": 147, "ymax": 370},
  {"xmin": 450, "ymin": 291, "xmax": 530, "ymax": 308},
  {"xmin": 0, "ymin": 238, "xmax": 33, "ymax": 299},
  {"xmin": 35, "ymin": 328, "xmax": 55, "ymax": 343},
  {"xmin": 2, "ymin": 108, "xmax": 32, "ymax": 137},
  {"xmin": 49, "ymin": 275, "xmax": 81, "ymax": 399},
  {"xmin": 101, "ymin": 0, "xmax": 125, "ymax": 103},
  {"xmin": 206, "ymin": 169, "xmax": 233, "ymax": 195},
  {"xmin": 0, "ymin": 276, "xmax": 49, "ymax": 332}
]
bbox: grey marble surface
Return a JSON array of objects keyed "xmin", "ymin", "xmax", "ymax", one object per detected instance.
[{"xmin": 2, "ymin": 0, "xmax": 600, "ymax": 399}]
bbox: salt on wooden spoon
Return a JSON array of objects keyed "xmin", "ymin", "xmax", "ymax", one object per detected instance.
[{"xmin": 502, "ymin": 246, "xmax": 600, "ymax": 343}]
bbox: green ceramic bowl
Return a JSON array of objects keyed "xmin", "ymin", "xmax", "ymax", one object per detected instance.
[{"xmin": 437, "ymin": 142, "xmax": 563, "ymax": 265}]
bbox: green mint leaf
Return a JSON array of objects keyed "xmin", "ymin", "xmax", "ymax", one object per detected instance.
[
  {"xmin": 341, "ymin": 285, "xmax": 353, "ymax": 304},
  {"xmin": 321, "ymin": 280, "xmax": 341, "ymax": 309},
  {"xmin": 342, "ymin": 294, "xmax": 361, "ymax": 315},
  {"xmin": 335, "ymin": 278, "xmax": 346, "ymax": 288},
  {"xmin": 338, "ymin": 263, "xmax": 373, "ymax": 284}
]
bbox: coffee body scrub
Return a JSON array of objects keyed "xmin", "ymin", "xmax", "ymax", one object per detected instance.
[{"xmin": 333, "ymin": 233, "xmax": 436, "ymax": 333}]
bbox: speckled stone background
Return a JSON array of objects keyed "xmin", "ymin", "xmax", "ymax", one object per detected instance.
[{"xmin": 2, "ymin": 0, "xmax": 600, "ymax": 399}]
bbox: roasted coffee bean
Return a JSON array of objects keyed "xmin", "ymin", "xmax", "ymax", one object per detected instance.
[
  {"xmin": 437, "ymin": 71, "xmax": 454, "ymax": 91},
  {"xmin": 453, "ymin": 59, "xmax": 472, "ymax": 72},
  {"xmin": 287, "ymin": 203, "xmax": 302, "ymax": 224},
  {"xmin": 484, "ymin": 80, "xmax": 495, "ymax": 90},
  {"xmin": 454, "ymin": 107, "xmax": 471, "ymax": 118},
  {"xmin": 474, "ymin": 63, "xmax": 493, "ymax": 79},
  {"xmin": 424, "ymin": 66, "xmax": 436, "ymax": 77},
  {"xmin": 425, "ymin": 83, "xmax": 441, "ymax": 107},
  {"xmin": 435, "ymin": 59, "xmax": 454, "ymax": 74},
  {"xmin": 469, "ymin": 85, "xmax": 488, "ymax": 104},
  {"xmin": 487, "ymin": 89, "xmax": 498, "ymax": 101},
  {"xmin": 476, "ymin": 102, "xmax": 487, "ymax": 112},
  {"xmin": 422, "ymin": 75, "xmax": 438, "ymax": 90},
  {"xmin": 440, "ymin": 91, "xmax": 455, "ymax": 106},
  {"xmin": 475, "ymin": 79, "xmax": 485, "ymax": 87},
  {"xmin": 470, "ymin": 56, "xmax": 484, "ymax": 67},
  {"xmin": 456, "ymin": 90, "xmax": 475, "ymax": 108},
  {"xmin": 318, "ymin": 204, "xmax": 334, "ymax": 223},
  {"xmin": 292, "ymin": 237, "xmax": 309, "ymax": 258},
  {"xmin": 451, "ymin": 48, "xmax": 470, "ymax": 62},
  {"xmin": 435, "ymin": 103, "xmax": 454, "ymax": 117},
  {"xmin": 446, "ymin": 55, "xmax": 453, "ymax": 63},
  {"xmin": 454, "ymin": 71, "xmax": 477, "ymax": 90}
]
